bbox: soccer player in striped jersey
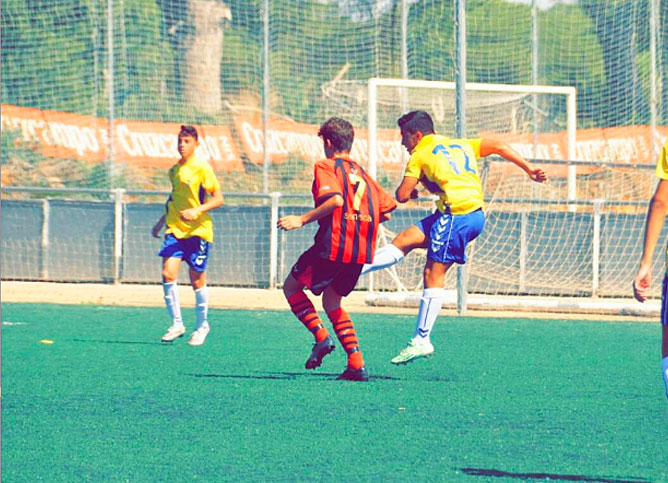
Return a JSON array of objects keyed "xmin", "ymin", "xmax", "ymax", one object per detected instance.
[
  {"xmin": 278, "ymin": 117, "xmax": 397, "ymax": 381},
  {"xmin": 364, "ymin": 110, "xmax": 547, "ymax": 365},
  {"xmin": 633, "ymin": 139, "xmax": 668, "ymax": 402},
  {"xmin": 151, "ymin": 125, "xmax": 224, "ymax": 346}
]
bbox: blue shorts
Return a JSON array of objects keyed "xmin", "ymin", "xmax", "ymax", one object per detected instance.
[
  {"xmin": 158, "ymin": 233, "xmax": 211, "ymax": 273},
  {"xmin": 662, "ymin": 275, "xmax": 668, "ymax": 326},
  {"xmin": 417, "ymin": 209, "xmax": 485, "ymax": 264}
]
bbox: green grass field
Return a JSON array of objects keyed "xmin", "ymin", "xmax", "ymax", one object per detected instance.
[{"xmin": 1, "ymin": 303, "xmax": 667, "ymax": 482}]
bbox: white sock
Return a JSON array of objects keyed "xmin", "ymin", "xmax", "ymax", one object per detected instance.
[
  {"xmin": 412, "ymin": 288, "xmax": 445, "ymax": 345},
  {"xmin": 361, "ymin": 244, "xmax": 404, "ymax": 275},
  {"xmin": 662, "ymin": 356, "xmax": 668, "ymax": 401},
  {"xmin": 163, "ymin": 282, "xmax": 183, "ymax": 326},
  {"xmin": 195, "ymin": 286, "xmax": 210, "ymax": 330}
]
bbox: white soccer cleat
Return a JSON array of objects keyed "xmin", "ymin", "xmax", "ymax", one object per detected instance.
[
  {"xmin": 187, "ymin": 326, "xmax": 210, "ymax": 346},
  {"xmin": 162, "ymin": 323, "xmax": 186, "ymax": 342},
  {"xmin": 390, "ymin": 339, "xmax": 434, "ymax": 365}
]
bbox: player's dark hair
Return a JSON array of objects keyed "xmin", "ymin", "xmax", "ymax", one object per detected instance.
[
  {"xmin": 397, "ymin": 110, "xmax": 435, "ymax": 135},
  {"xmin": 179, "ymin": 125, "xmax": 198, "ymax": 141},
  {"xmin": 318, "ymin": 117, "xmax": 354, "ymax": 153}
]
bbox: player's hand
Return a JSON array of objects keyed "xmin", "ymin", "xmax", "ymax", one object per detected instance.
[
  {"xmin": 633, "ymin": 265, "xmax": 652, "ymax": 303},
  {"xmin": 529, "ymin": 168, "xmax": 548, "ymax": 183},
  {"xmin": 179, "ymin": 208, "xmax": 200, "ymax": 221},
  {"xmin": 410, "ymin": 188, "xmax": 420, "ymax": 200},
  {"xmin": 278, "ymin": 215, "xmax": 304, "ymax": 231}
]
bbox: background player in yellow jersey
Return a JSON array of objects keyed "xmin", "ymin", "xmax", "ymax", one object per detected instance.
[
  {"xmin": 632, "ymin": 139, "xmax": 668, "ymax": 402},
  {"xmin": 364, "ymin": 110, "xmax": 547, "ymax": 365},
  {"xmin": 151, "ymin": 125, "xmax": 224, "ymax": 346}
]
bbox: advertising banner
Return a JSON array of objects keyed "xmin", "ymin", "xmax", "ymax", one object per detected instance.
[
  {"xmin": 1, "ymin": 104, "xmax": 243, "ymax": 172},
  {"xmin": 3, "ymin": 104, "xmax": 666, "ymax": 178}
]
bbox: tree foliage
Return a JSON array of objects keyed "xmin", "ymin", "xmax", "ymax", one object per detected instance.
[{"xmin": 1, "ymin": 0, "xmax": 664, "ymax": 127}]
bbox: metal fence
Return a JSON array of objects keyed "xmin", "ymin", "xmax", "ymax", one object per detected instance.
[{"xmin": 2, "ymin": 187, "xmax": 665, "ymax": 301}]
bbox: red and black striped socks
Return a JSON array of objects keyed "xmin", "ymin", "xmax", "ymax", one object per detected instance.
[
  {"xmin": 327, "ymin": 307, "xmax": 364, "ymax": 370},
  {"xmin": 287, "ymin": 291, "xmax": 329, "ymax": 343}
]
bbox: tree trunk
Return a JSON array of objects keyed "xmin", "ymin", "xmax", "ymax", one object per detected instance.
[{"xmin": 184, "ymin": 0, "xmax": 232, "ymax": 115}]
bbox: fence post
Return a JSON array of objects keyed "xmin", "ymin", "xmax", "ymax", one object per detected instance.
[
  {"xmin": 400, "ymin": 0, "xmax": 408, "ymax": 114},
  {"xmin": 113, "ymin": 188, "xmax": 125, "ymax": 284},
  {"xmin": 592, "ymin": 199, "xmax": 602, "ymax": 297},
  {"xmin": 567, "ymin": 90, "xmax": 577, "ymax": 212},
  {"xmin": 649, "ymin": 0, "xmax": 660, "ymax": 159},
  {"xmin": 262, "ymin": 0, "xmax": 270, "ymax": 194},
  {"xmin": 107, "ymin": 0, "xmax": 115, "ymax": 185},
  {"xmin": 520, "ymin": 211, "xmax": 528, "ymax": 292},
  {"xmin": 41, "ymin": 199, "xmax": 50, "ymax": 280},
  {"xmin": 269, "ymin": 192, "xmax": 281, "ymax": 289},
  {"xmin": 455, "ymin": 0, "xmax": 468, "ymax": 315}
]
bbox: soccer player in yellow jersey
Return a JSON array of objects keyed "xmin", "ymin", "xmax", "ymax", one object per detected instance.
[
  {"xmin": 363, "ymin": 110, "xmax": 547, "ymax": 365},
  {"xmin": 633, "ymin": 139, "xmax": 668, "ymax": 402},
  {"xmin": 151, "ymin": 125, "xmax": 224, "ymax": 346}
]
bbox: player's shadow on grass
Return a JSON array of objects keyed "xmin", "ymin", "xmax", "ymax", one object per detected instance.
[
  {"xmin": 459, "ymin": 467, "xmax": 651, "ymax": 483},
  {"xmin": 183, "ymin": 371, "xmax": 400, "ymax": 381},
  {"xmin": 72, "ymin": 338, "xmax": 162, "ymax": 346}
]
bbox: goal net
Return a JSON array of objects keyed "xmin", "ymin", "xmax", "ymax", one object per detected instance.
[{"xmin": 323, "ymin": 78, "xmax": 660, "ymax": 316}]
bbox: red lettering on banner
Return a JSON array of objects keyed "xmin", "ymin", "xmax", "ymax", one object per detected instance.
[
  {"xmin": 3, "ymin": 104, "xmax": 666, "ymax": 178},
  {"xmin": 1, "ymin": 104, "xmax": 243, "ymax": 172},
  {"xmin": 233, "ymin": 115, "xmax": 405, "ymax": 170}
]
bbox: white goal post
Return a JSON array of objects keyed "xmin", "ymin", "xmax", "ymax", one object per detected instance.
[
  {"xmin": 361, "ymin": 78, "xmax": 660, "ymax": 317},
  {"xmin": 366, "ymin": 77, "xmax": 577, "ymax": 202}
]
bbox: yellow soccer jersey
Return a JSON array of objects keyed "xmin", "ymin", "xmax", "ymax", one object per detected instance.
[
  {"xmin": 656, "ymin": 139, "xmax": 668, "ymax": 180},
  {"xmin": 656, "ymin": 139, "xmax": 668, "ymax": 268},
  {"xmin": 165, "ymin": 154, "xmax": 221, "ymax": 242},
  {"xmin": 404, "ymin": 134, "xmax": 484, "ymax": 214}
]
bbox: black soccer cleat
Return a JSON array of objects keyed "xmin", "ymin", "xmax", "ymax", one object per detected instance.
[
  {"xmin": 336, "ymin": 366, "xmax": 370, "ymax": 382},
  {"xmin": 305, "ymin": 336, "xmax": 336, "ymax": 369}
]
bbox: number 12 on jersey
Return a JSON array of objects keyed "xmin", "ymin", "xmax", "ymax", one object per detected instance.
[{"xmin": 433, "ymin": 144, "xmax": 477, "ymax": 175}]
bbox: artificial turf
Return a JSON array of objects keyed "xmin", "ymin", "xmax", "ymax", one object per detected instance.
[{"xmin": 1, "ymin": 303, "xmax": 667, "ymax": 482}]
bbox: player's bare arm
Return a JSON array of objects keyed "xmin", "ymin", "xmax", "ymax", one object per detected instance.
[
  {"xmin": 480, "ymin": 138, "xmax": 547, "ymax": 183},
  {"xmin": 395, "ymin": 176, "xmax": 420, "ymax": 203},
  {"xmin": 388, "ymin": 176, "xmax": 428, "ymax": 253},
  {"xmin": 151, "ymin": 214, "xmax": 166, "ymax": 238},
  {"xmin": 179, "ymin": 189, "xmax": 224, "ymax": 221},
  {"xmin": 278, "ymin": 194, "xmax": 344, "ymax": 231},
  {"xmin": 634, "ymin": 179, "xmax": 668, "ymax": 302}
]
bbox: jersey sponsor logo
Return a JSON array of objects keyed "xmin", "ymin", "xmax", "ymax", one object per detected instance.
[{"xmin": 344, "ymin": 212, "xmax": 372, "ymax": 222}]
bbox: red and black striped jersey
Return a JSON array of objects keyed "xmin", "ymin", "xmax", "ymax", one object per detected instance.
[{"xmin": 311, "ymin": 156, "xmax": 396, "ymax": 264}]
